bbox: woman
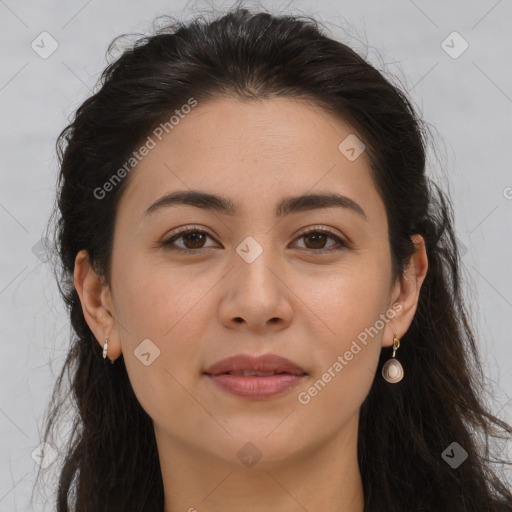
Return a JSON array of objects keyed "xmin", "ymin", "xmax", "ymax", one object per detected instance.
[{"xmin": 35, "ymin": 5, "xmax": 512, "ymax": 511}]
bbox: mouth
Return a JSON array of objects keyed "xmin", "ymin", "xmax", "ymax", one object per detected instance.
[{"xmin": 203, "ymin": 353, "xmax": 307, "ymax": 400}]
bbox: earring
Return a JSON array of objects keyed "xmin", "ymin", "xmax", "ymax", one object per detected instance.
[
  {"xmin": 381, "ymin": 333, "xmax": 404, "ymax": 383},
  {"xmin": 103, "ymin": 336, "xmax": 115, "ymax": 365},
  {"xmin": 103, "ymin": 336, "xmax": 109, "ymax": 359}
]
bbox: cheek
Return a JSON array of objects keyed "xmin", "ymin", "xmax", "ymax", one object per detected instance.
[
  {"xmin": 112, "ymin": 253, "xmax": 219, "ymax": 389},
  {"xmin": 113, "ymin": 261, "xmax": 210, "ymax": 425},
  {"xmin": 296, "ymin": 284, "xmax": 386, "ymax": 430},
  {"xmin": 303, "ymin": 254, "xmax": 391, "ymax": 331},
  {"xmin": 300, "ymin": 255, "xmax": 391, "ymax": 389},
  {"xmin": 112, "ymin": 248, "xmax": 210, "ymax": 340}
]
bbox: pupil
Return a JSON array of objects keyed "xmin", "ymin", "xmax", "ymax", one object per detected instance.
[
  {"xmin": 185, "ymin": 232, "xmax": 205, "ymax": 248},
  {"xmin": 307, "ymin": 233, "xmax": 325, "ymax": 249}
]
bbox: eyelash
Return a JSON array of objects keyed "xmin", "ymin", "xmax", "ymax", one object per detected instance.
[{"xmin": 160, "ymin": 225, "xmax": 349, "ymax": 255}]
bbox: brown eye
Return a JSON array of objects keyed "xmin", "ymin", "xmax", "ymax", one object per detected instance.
[
  {"xmin": 293, "ymin": 228, "xmax": 348, "ymax": 254},
  {"xmin": 162, "ymin": 228, "xmax": 218, "ymax": 253},
  {"xmin": 303, "ymin": 232, "xmax": 329, "ymax": 250},
  {"xmin": 181, "ymin": 231, "xmax": 207, "ymax": 249}
]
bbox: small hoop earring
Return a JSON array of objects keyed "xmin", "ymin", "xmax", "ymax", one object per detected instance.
[
  {"xmin": 381, "ymin": 333, "xmax": 404, "ymax": 383},
  {"xmin": 103, "ymin": 336, "xmax": 115, "ymax": 365},
  {"xmin": 102, "ymin": 336, "xmax": 109, "ymax": 359}
]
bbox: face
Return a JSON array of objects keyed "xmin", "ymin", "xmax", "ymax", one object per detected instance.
[{"xmin": 99, "ymin": 97, "xmax": 403, "ymax": 468}]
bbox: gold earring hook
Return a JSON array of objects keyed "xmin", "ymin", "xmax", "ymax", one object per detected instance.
[{"xmin": 392, "ymin": 333, "xmax": 400, "ymax": 358}]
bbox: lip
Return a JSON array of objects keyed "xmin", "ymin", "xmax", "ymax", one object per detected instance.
[
  {"xmin": 206, "ymin": 374, "xmax": 306, "ymax": 399},
  {"xmin": 203, "ymin": 353, "xmax": 307, "ymax": 376},
  {"xmin": 203, "ymin": 353, "xmax": 307, "ymax": 400}
]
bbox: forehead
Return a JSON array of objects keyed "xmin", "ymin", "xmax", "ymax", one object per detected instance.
[{"xmin": 116, "ymin": 96, "xmax": 384, "ymax": 224}]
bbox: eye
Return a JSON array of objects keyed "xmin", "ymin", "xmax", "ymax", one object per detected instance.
[
  {"xmin": 161, "ymin": 226, "xmax": 218, "ymax": 253},
  {"xmin": 292, "ymin": 227, "xmax": 349, "ymax": 254},
  {"xmin": 160, "ymin": 226, "xmax": 349, "ymax": 254}
]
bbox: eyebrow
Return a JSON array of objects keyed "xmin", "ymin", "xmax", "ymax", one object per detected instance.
[{"xmin": 142, "ymin": 190, "xmax": 368, "ymax": 221}]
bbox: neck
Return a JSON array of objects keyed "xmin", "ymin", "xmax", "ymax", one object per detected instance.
[{"xmin": 158, "ymin": 411, "xmax": 365, "ymax": 512}]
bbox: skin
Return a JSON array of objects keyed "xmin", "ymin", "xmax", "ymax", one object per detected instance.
[{"xmin": 74, "ymin": 96, "xmax": 428, "ymax": 512}]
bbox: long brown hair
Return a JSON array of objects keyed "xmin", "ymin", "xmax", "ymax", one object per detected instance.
[{"xmin": 33, "ymin": 5, "xmax": 512, "ymax": 511}]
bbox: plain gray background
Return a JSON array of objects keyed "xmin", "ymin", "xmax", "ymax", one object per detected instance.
[{"xmin": 1, "ymin": 0, "xmax": 511, "ymax": 510}]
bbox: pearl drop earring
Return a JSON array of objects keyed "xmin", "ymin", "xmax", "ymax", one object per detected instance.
[{"xmin": 381, "ymin": 334, "xmax": 404, "ymax": 383}]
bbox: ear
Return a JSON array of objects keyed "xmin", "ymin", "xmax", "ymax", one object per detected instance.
[
  {"xmin": 383, "ymin": 234, "xmax": 428, "ymax": 347},
  {"xmin": 73, "ymin": 249, "xmax": 122, "ymax": 361}
]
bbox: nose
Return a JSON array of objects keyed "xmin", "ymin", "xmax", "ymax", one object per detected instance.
[{"xmin": 218, "ymin": 247, "xmax": 293, "ymax": 333}]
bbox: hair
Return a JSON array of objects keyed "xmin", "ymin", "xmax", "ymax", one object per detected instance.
[{"xmin": 33, "ymin": 4, "xmax": 512, "ymax": 512}]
